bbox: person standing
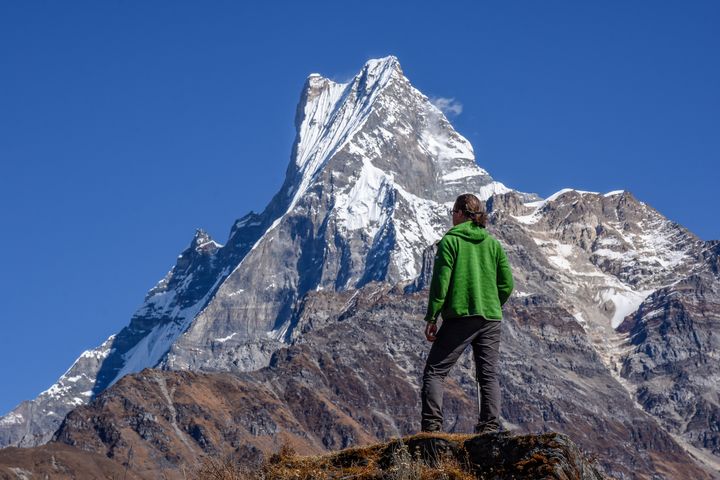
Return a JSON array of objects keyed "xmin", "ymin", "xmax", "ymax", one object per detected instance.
[{"xmin": 421, "ymin": 193, "xmax": 514, "ymax": 433}]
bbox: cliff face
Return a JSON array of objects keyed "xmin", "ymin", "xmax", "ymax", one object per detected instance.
[{"xmin": 618, "ymin": 266, "xmax": 720, "ymax": 463}]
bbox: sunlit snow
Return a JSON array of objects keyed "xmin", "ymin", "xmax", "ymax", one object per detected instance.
[{"xmin": 0, "ymin": 412, "xmax": 23, "ymax": 426}]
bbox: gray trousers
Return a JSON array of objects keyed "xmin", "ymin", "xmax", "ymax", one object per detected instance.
[{"xmin": 421, "ymin": 315, "xmax": 502, "ymax": 432}]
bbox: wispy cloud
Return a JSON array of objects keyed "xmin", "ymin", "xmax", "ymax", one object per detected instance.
[{"xmin": 430, "ymin": 97, "xmax": 463, "ymax": 117}]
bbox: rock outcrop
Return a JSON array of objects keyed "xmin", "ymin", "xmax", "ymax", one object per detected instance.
[{"xmin": 250, "ymin": 431, "xmax": 607, "ymax": 480}]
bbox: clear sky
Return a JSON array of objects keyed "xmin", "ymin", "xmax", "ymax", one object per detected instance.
[{"xmin": 1, "ymin": 1, "xmax": 718, "ymax": 415}]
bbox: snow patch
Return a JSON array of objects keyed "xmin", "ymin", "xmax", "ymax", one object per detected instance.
[
  {"xmin": 215, "ymin": 333, "xmax": 237, "ymax": 343},
  {"xmin": 419, "ymin": 121, "xmax": 474, "ymax": 165},
  {"xmin": 547, "ymin": 254, "xmax": 572, "ymax": 271},
  {"xmin": 593, "ymin": 248, "xmax": 637, "ymax": 261},
  {"xmin": 545, "ymin": 188, "xmax": 599, "ymax": 202},
  {"xmin": 441, "ymin": 166, "xmax": 487, "ymax": 182},
  {"xmin": 512, "ymin": 211, "xmax": 542, "ymax": 225},
  {"xmin": 598, "ymin": 288, "xmax": 654, "ymax": 328},
  {"xmin": 573, "ymin": 312, "xmax": 589, "ymax": 329},
  {"xmin": 536, "ymin": 239, "xmax": 576, "ymax": 272},
  {"xmin": 267, "ymin": 323, "xmax": 291, "ymax": 342},
  {"xmin": 335, "ymin": 158, "xmax": 393, "ymax": 235},
  {"xmin": 391, "ymin": 186, "xmax": 445, "ymax": 279},
  {"xmin": 79, "ymin": 344, "xmax": 113, "ymax": 360},
  {"xmin": 332, "ymin": 155, "xmax": 447, "ymax": 280},
  {"xmin": 476, "ymin": 181, "xmax": 512, "ymax": 201},
  {"xmin": 196, "ymin": 239, "xmax": 222, "ymax": 250},
  {"xmin": 0, "ymin": 412, "xmax": 23, "ymax": 426},
  {"xmin": 110, "ymin": 322, "xmax": 183, "ymax": 386},
  {"xmin": 523, "ymin": 188, "xmax": 599, "ymax": 210},
  {"xmin": 597, "ymin": 237, "xmax": 621, "ymax": 246}
]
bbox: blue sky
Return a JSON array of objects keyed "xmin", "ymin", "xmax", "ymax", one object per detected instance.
[{"xmin": 0, "ymin": 1, "xmax": 718, "ymax": 414}]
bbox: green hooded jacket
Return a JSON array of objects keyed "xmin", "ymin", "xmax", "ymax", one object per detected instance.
[{"xmin": 424, "ymin": 221, "xmax": 514, "ymax": 323}]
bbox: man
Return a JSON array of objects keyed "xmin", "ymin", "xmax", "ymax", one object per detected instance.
[{"xmin": 421, "ymin": 193, "xmax": 514, "ymax": 433}]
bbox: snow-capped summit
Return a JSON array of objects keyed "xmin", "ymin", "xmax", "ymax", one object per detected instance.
[
  {"xmin": 190, "ymin": 228, "xmax": 221, "ymax": 252},
  {"xmin": 288, "ymin": 56, "xmax": 401, "ymax": 208},
  {"xmin": 160, "ymin": 55, "xmax": 530, "ymax": 371}
]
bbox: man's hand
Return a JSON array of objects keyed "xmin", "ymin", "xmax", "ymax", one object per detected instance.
[{"xmin": 424, "ymin": 322, "xmax": 438, "ymax": 342}]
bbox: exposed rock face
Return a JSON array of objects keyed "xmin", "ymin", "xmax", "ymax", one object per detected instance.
[
  {"xmin": 462, "ymin": 432, "xmax": 605, "ymax": 479},
  {"xmin": 0, "ymin": 335, "xmax": 115, "ymax": 448},
  {"xmin": 618, "ymin": 264, "xmax": 720, "ymax": 463},
  {"xmin": 489, "ymin": 189, "xmax": 719, "ymax": 477}
]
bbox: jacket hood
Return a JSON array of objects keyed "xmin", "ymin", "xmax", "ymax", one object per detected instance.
[{"xmin": 446, "ymin": 221, "xmax": 489, "ymax": 243}]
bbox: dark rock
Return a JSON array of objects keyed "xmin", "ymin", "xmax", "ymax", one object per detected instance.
[{"xmin": 463, "ymin": 432, "xmax": 605, "ymax": 480}]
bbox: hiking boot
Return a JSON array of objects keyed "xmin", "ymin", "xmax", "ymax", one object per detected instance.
[
  {"xmin": 421, "ymin": 424, "xmax": 442, "ymax": 433},
  {"xmin": 473, "ymin": 420, "xmax": 502, "ymax": 435}
]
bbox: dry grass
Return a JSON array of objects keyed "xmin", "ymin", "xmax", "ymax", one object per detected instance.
[
  {"xmin": 191, "ymin": 434, "xmax": 478, "ymax": 480},
  {"xmin": 193, "ymin": 455, "xmax": 249, "ymax": 480}
]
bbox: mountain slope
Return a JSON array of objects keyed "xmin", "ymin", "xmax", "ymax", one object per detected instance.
[{"xmin": 46, "ymin": 285, "xmax": 715, "ymax": 479}]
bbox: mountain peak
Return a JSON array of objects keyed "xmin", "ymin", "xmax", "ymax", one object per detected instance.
[
  {"xmin": 356, "ymin": 55, "xmax": 402, "ymax": 86},
  {"xmin": 288, "ymin": 56, "xmax": 408, "ymax": 212},
  {"xmin": 305, "ymin": 55, "xmax": 401, "ymax": 86},
  {"xmin": 189, "ymin": 228, "xmax": 220, "ymax": 253}
]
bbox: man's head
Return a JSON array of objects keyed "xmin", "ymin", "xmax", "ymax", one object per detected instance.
[{"xmin": 452, "ymin": 193, "xmax": 488, "ymax": 227}]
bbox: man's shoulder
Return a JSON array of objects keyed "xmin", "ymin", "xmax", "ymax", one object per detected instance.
[
  {"xmin": 437, "ymin": 234, "xmax": 457, "ymax": 251},
  {"xmin": 484, "ymin": 233, "xmax": 508, "ymax": 255},
  {"xmin": 481, "ymin": 231, "xmax": 500, "ymax": 245}
]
